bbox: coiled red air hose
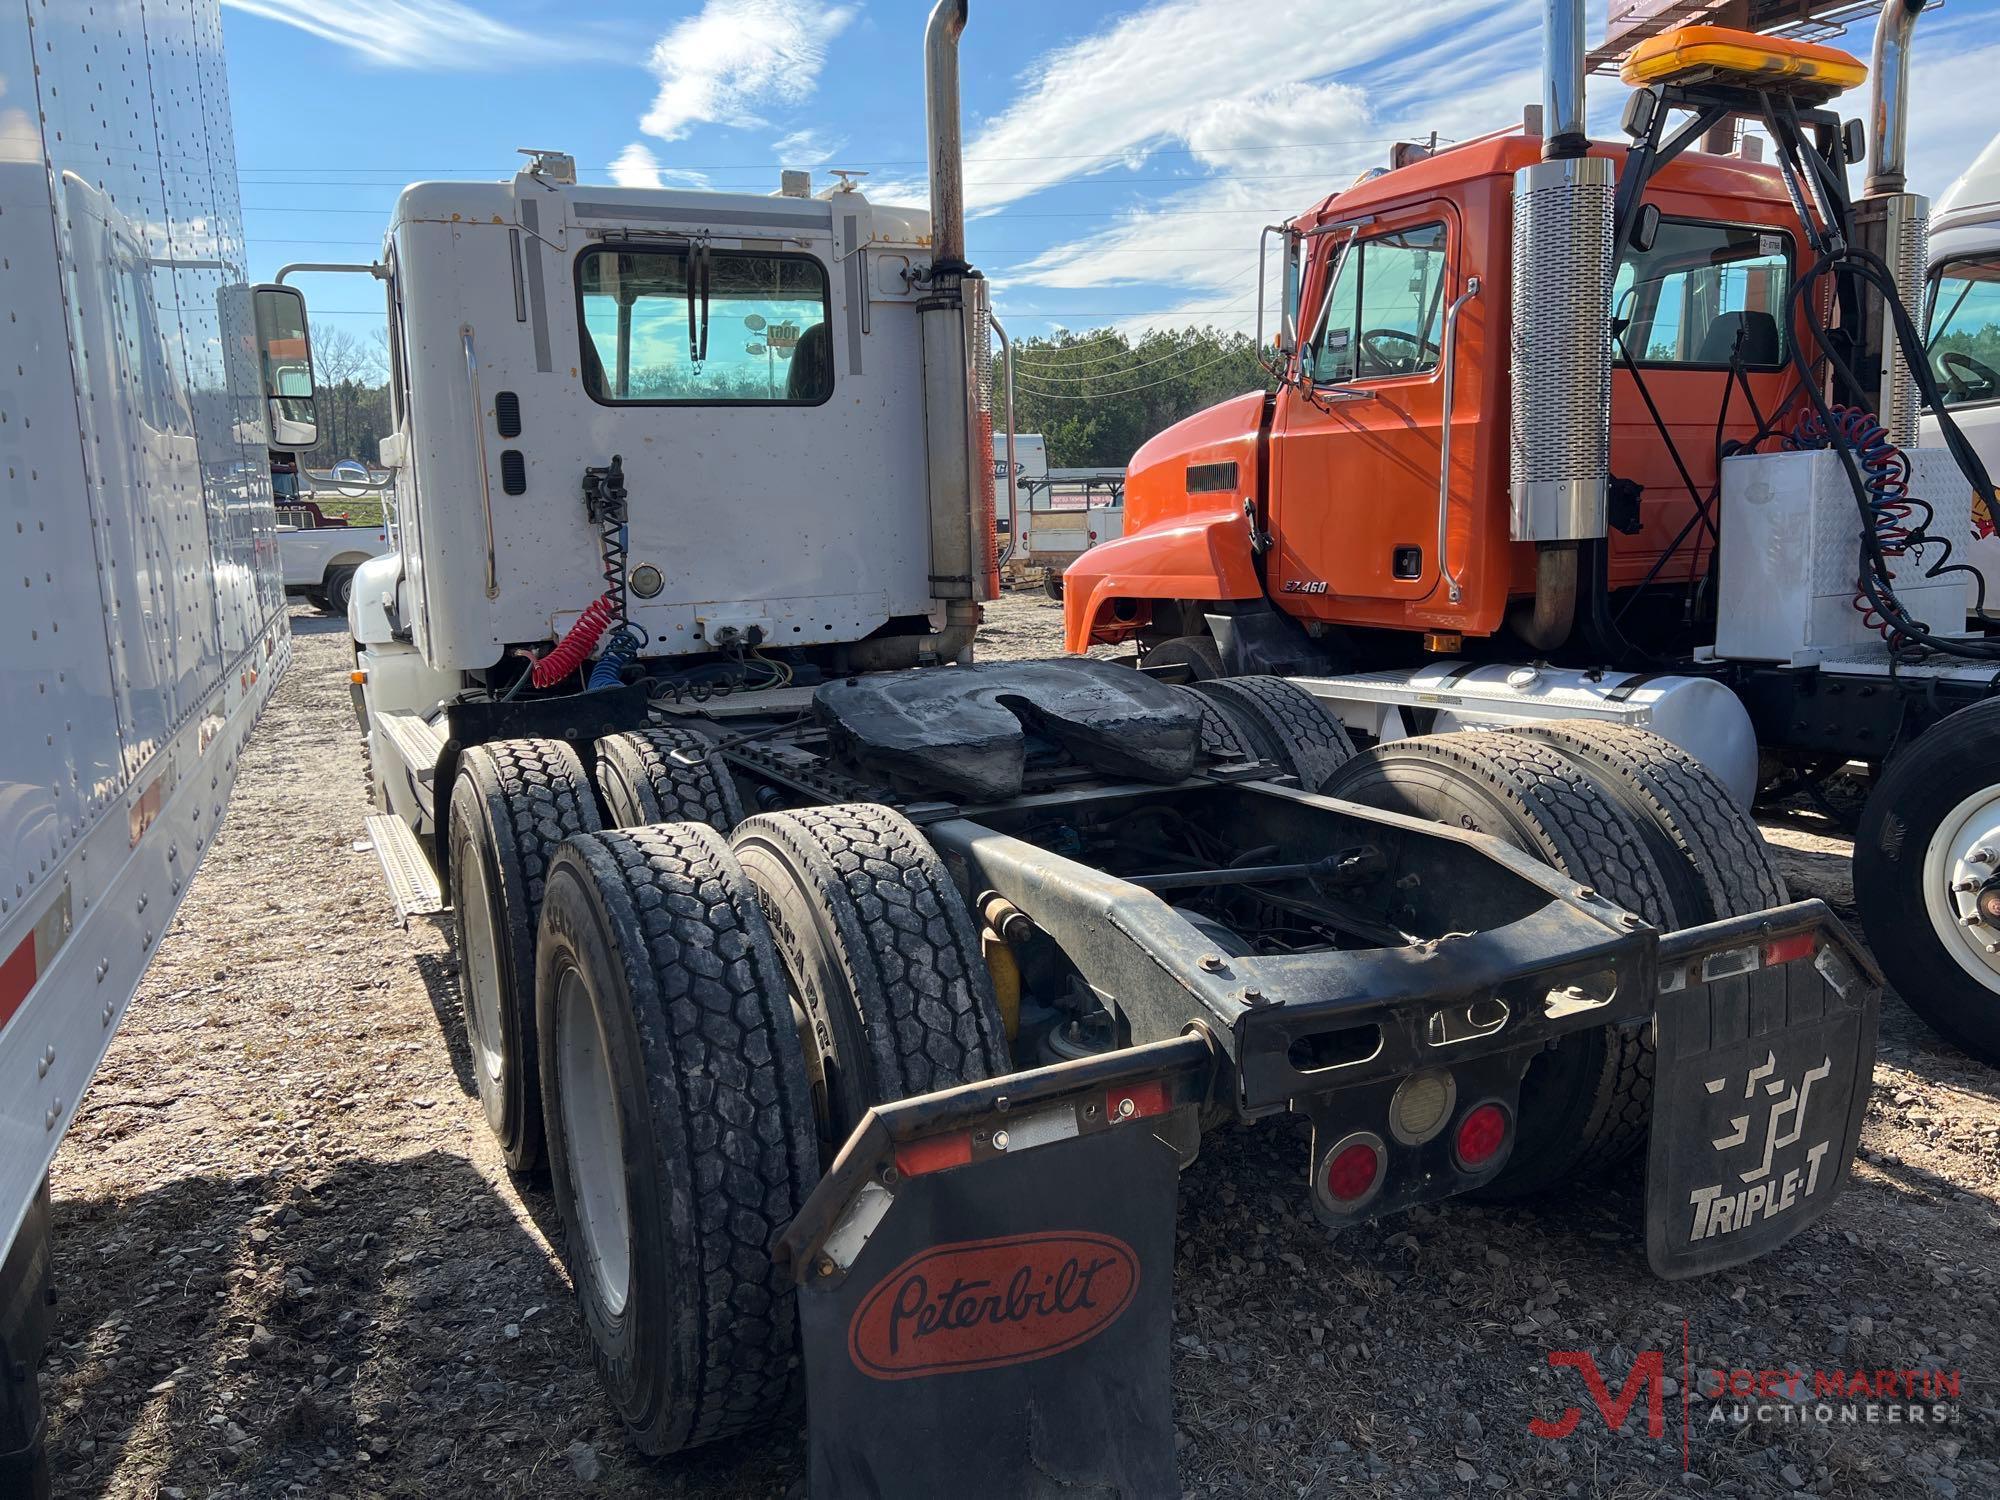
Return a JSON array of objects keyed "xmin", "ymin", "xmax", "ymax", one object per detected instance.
[{"xmin": 530, "ymin": 594, "xmax": 616, "ymax": 688}]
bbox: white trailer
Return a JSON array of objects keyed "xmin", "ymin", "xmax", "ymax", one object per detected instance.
[
  {"xmin": 0, "ymin": 3, "xmax": 302, "ymax": 1486},
  {"xmin": 992, "ymin": 429, "xmax": 1046, "ymax": 555}
]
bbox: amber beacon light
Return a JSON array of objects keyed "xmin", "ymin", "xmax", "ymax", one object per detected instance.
[{"xmin": 1621, "ymin": 25, "xmax": 1868, "ymax": 102}]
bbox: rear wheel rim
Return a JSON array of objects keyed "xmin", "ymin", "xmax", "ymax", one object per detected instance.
[
  {"xmin": 1921, "ymin": 786, "xmax": 2000, "ymax": 994},
  {"xmin": 556, "ymin": 964, "xmax": 633, "ymax": 1316},
  {"xmin": 457, "ymin": 855, "xmax": 508, "ymax": 1095}
]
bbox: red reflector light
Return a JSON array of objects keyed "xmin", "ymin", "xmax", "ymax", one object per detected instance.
[
  {"xmin": 894, "ymin": 1132, "xmax": 973, "ymax": 1178},
  {"xmin": 1325, "ymin": 1141, "xmax": 1382, "ymax": 1203},
  {"xmin": 1455, "ymin": 1104, "xmax": 1509, "ymax": 1170},
  {"xmin": 1107, "ymin": 1079, "xmax": 1171, "ymax": 1122},
  {"xmin": 1763, "ymin": 932, "xmax": 1817, "ymax": 967}
]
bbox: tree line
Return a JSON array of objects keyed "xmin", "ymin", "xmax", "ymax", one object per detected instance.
[
  {"xmin": 293, "ymin": 321, "xmax": 1276, "ymax": 475},
  {"xmin": 1007, "ymin": 326, "xmax": 1275, "ymax": 469}
]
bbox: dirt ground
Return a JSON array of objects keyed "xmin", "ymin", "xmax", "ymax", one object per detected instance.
[{"xmin": 41, "ymin": 591, "xmax": 2000, "ymax": 1499}]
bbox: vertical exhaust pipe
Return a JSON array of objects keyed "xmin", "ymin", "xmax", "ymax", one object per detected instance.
[
  {"xmin": 1540, "ymin": 0, "xmax": 1588, "ymax": 160},
  {"xmin": 1508, "ymin": 0, "xmax": 1614, "ymax": 545},
  {"xmin": 1856, "ymin": 0, "xmax": 1928, "ymax": 445},
  {"xmin": 1866, "ymin": 0, "xmax": 1924, "ymax": 197},
  {"xmin": 925, "ymin": 0, "xmax": 969, "ymax": 269},
  {"xmin": 916, "ymin": 0, "xmax": 996, "ymax": 649}
]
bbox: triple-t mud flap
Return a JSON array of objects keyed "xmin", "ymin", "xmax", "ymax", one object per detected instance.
[
  {"xmin": 1644, "ymin": 900, "xmax": 1881, "ymax": 1278},
  {"xmin": 775, "ymin": 1033, "xmax": 1215, "ymax": 1500}
]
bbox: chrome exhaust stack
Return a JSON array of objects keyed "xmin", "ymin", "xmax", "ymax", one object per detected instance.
[
  {"xmin": 917, "ymin": 0, "xmax": 997, "ymax": 641},
  {"xmin": 1856, "ymin": 0, "xmax": 1929, "ymax": 446},
  {"xmin": 1509, "ymin": 0, "xmax": 1615, "ymax": 542},
  {"xmin": 925, "ymin": 0, "xmax": 968, "ymax": 268}
]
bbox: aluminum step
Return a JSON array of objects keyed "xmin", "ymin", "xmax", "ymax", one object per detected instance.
[
  {"xmin": 365, "ymin": 813, "xmax": 444, "ymax": 919},
  {"xmin": 376, "ymin": 709, "xmax": 447, "ymax": 785}
]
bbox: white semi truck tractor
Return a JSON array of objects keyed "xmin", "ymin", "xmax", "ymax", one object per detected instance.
[
  {"xmin": 316, "ymin": 4, "xmax": 1886, "ymax": 1492},
  {"xmin": 0, "ymin": 2, "xmax": 303, "ymax": 1490}
]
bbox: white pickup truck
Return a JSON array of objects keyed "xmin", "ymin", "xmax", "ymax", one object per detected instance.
[{"xmin": 274, "ymin": 469, "xmax": 392, "ymax": 615}]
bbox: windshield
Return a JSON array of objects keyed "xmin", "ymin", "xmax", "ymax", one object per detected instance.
[
  {"xmin": 1927, "ymin": 255, "xmax": 2000, "ymax": 409},
  {"xmin": 1612, "ymin": 220, "xmax": 1790, "ymax": 368},
  {"xmin": 576, "ymin": 246, "xmax": 832, "ymax": 405}
]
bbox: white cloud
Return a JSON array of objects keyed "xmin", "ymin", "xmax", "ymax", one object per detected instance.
[
  {"xmin": 639, "ymin": 0, "xmax": 855, "ymax": 143},
  {"xmin": 1900, "ymin": 18, "xmax": 2000, "ymax": 200},
  {"xmin": 606, "ymin": 143, "xmax": 712, "ymax": 191},
  {"xmin": 985, "ymin": 0, "xmax": 1544, "ymax": 334},
  {"xmin": 962, "ymin": 0, "xmax": 1519, "ymax": 219},
  {"xmin": 222, "ymin": 0, "xmax": 614, "ymax": 68},
  {"xmin": 610, "ymin": 143, "xmax": 664, "ymax": 188},
  {"xmin": 771, "ymin": 128, "xmax": 846, "ymax": 165}
]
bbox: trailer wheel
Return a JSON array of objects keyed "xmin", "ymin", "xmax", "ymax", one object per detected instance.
[
  {"xmin": 1508, "ymin": 721, "xmax": 1787, "ymax": 923},
  {"xmin": 536, "ymin": 825, "xmax": 816, "ymax": 1454},
  {"xmin": 731, "ymin": 804, "xmax": 1009, "ymax": 1160},
  {"xmin": 594, "ymin": 724, "xmax": 744, "ymax": 833},
  {"xmin": 1193, "ymin": 675, "xmax": 1356, "ymax": 792},
  {"xmin": 447, "ymin": 738, "xmax": 603, "ymax": 1172},
  {"xmin": 1144, "ymin": 633, "xmax": 1225, "ymax": 683},
  {"xmin": 1043, "ymin": 571, "xmax": 1065, "ymax": 601},
  {"xmin": 1854, "ymin": 701, "xmax": 2000, "ymax": 1062},
  {"xmin": 1324, "ymin": 732, "xmax": 1680, "ymax": 1195}
]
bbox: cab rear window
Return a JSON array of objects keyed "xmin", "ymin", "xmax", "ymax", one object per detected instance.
[
  {"xmin": 576, "ymin": 246, "xmax": 832, "ymax": 406},
  {"xmin": 1613, "ymin": 220, "xmax": 1791, "ymax": 369}
]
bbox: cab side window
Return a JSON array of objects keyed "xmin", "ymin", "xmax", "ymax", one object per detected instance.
[
  {"xmin": 1307, "ymin": 223, "xmax": 1448, "ymax": 384},
  {"xmin": 1927, "ymin": 256, "xmax": 2000, "ymax": 409}
]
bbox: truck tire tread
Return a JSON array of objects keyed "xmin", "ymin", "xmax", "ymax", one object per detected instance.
[
  {"xmin": 449, "ymin": 737, "xmax": 603, "ymax": 1171},
  {"xmin": 538, "ymin": 825, "xmax": 815, "ymax": 1453},
  {"xmin": 595, "ymin": 724, "xmax": 744, "ymax": 832},
  {"xmin": 1193, "ymin": 675, "xmax": 1356, "ymax": 792},
  {"xmin": 732, "ymin": 804, "xmax": 1008, "ymax": 1105},
  {"xmin": 1510, "ymin": 721, "xmax": 1787, "ymax": 921}
]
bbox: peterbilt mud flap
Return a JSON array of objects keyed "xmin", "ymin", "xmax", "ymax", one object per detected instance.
[
  {"xmin": 1645, "ymin": 900, "xmax": 1881, "ymax": 1279},
  {"xmin": 777, "ymin": 1034, "xmax": 1214, "ymax": 1500}
]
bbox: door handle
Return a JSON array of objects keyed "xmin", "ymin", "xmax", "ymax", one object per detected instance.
[{"xmin": 1436, "ymin": 276, "xmax": 1481, "ymax": 605}]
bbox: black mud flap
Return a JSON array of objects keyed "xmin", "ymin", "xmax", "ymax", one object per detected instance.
[
  {"xmin": 1646, "ymin": 900, "xmax": 1881, "ymax": 1279},
  {"xmin": 777, "ymin": 1034, "xmax": 1215, "ymax": 1500}
]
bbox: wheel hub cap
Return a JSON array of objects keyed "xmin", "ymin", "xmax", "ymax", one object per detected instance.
[
  {"xmin": 1924, "ymin": 789, "xmax": 2000, "ymax": 992},
  {"xmin": 556, "ymin": 967, "xmax": 633, "ymax": 1317}
]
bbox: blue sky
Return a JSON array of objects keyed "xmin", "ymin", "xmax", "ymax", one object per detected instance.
[{"xmin": 224, "ymin": 0, "xmax": 2000, "ymax": 357}]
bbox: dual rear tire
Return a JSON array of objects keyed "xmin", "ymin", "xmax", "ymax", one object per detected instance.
[{"xmin": 448, "ymin": 734, "xmax": 1006, "ymax": 1452}]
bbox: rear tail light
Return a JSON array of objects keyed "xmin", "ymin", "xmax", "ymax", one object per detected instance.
[
  {"xmin": 894, "ymin": 1133, "xmax": 973, "ymax": 1178},
  {"xmin": 1762, "ymin": 931, "xmax": 1817, "ymax": 967},
  {"xmin": 1319, "ymin": 1132, "xmax": 1386, "ymax": 1210},
  {"xmin": 1106, "ymin": 1079, "xmax": 1171, "ymax": 1122},
  {"xmin": 1454, "ymin": 1103, "xmax": 1510, "ymax": 1171}
]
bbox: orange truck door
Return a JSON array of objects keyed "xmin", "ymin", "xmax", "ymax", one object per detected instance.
[{"xmin": 1267, "ymin": 202, "xmax": 1475, "ymax": 625}]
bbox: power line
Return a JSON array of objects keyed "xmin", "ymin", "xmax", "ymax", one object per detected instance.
[
  {"xmin": 233, "ymin": 138, "xmax": 1413, "ymax": 176},
  {"xmin": 242, "ymin": 203, "xmax": 1291, "ymax": 219},
  {"xmin": 1011, "ymin": 347, "xmax": 1255, "ymax": 401},
  {"xmin": 235, "ymin": 169, "xmax": 1368, "ymax": 192}
]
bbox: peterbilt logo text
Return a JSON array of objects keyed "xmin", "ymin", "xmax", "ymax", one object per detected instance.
[
  {"xmin": 1686, "ymin": 1051, "xmax": 1833, "ymax": 1241},
  {"xmin": 847, "ymin": 1232, "xmax": 1138, "ymax": 1379}
]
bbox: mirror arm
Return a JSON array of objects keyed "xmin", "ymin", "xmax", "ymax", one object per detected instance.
[{"xmin": 275, "ymin": 261, "xmax": 388, "ymax": 284}]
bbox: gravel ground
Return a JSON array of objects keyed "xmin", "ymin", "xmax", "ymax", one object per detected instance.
[{"xmin": 41, "ymin": 593, "xmax": 2000, "ymax": 1499}]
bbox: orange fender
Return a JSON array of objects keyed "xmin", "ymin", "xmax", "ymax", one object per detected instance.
[{"xmin": 1061, "ymin": 507, "xmax": 1263, "ymax": 654}]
